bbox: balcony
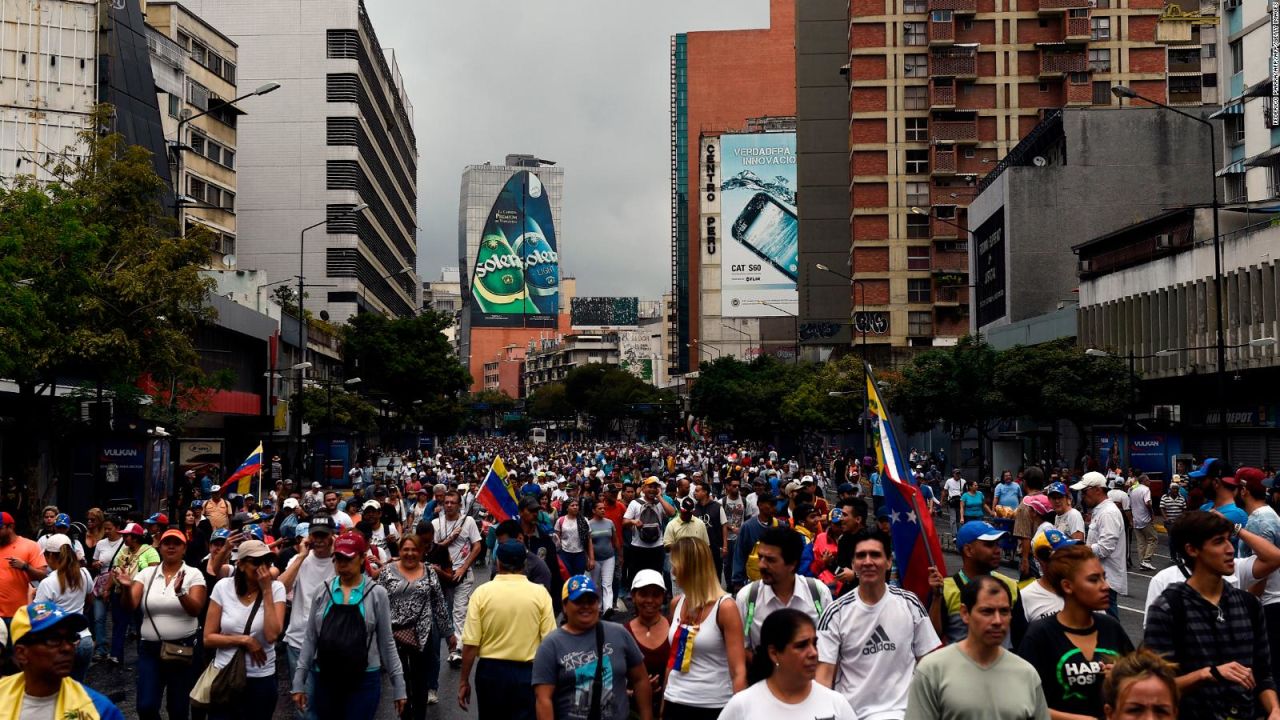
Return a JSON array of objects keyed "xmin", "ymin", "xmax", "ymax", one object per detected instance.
[
  {"xmin": 1066, "ymin": 80, "xmax": 1093, "ymax": 105},
  {"xmin": 1065, "ymin": 16, "xmax": 1091, "ymax": 41},
  {"xmin": 931, "ymin": 215, "xmax": 961, "ymax": 238},
  {"xmin": 930, "ymin": 0, "xmax": 978, "ymax": 11},
  {"xmin": 930, "ymin": 47, "xmax": 977, "ymax": 78},
  {"xmin": 931, "ymin": 147, "xmax": 957, "ymax": 175},
  {"xmin": 929, "ymin": 18, "xmax": 955, "ymax": 45},
  {"xmin": 1039, "ymin": 49, "xmax": 1088, "ymax": 77},
  {"xmin": 934, "ymin": 281, "xmax": 967, "ymax": 305},
  {"xmin": 930, "ymin": 118, "xmax": 979, "ymax": 143},
  {"xmin": 931, "ymin": 183, "xmax": 976, "ymax": 205},
  {"xmin": 1038, "ymin": 0, "xmax": 1090, "ymax": 12},
  {"xmin": 930, "ymin": 79, "xmax": 956, "ymax": 108},
  {"xmin": 932, "ymin": 252, "xmax": 969, "ymax": 274}
]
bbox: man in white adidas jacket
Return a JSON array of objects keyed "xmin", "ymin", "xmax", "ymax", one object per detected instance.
[{"xmin": 817, "ymin": 528, "xmax": 941, "ymax": 719}]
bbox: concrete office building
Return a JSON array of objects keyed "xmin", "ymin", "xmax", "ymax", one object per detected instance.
[
  {"xmin": 967, "ymin": 107, "xmax": 1212, "ymax": 342},
  {"xmin": 184, "ymin": 0, "xmax": 420, "ymax": 321},
  {"xmin": 669, "ymin": 0, "xmax": 796, "ymax": 376},
  {"xmin": 457, "ymin": 155, "xmax": 567, "ymax": 391},
  {"xmin": 145, "ymin": 1, "xmax": 240, "ymax": 269},
  {"xmin": 845, "ymin": 0, "xmax": 1165, "ymax": 351},
  {"xmin": 797, "ymin": 0, "xmax": 855, "ymax": 360}
]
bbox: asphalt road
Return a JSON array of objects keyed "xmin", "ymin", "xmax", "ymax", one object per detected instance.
[{"xmin": 84, "ymin": 520, "xmax": 1167, "ymax": 718}]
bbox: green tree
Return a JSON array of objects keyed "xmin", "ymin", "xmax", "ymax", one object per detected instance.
[
  {"xmin": 0, "ymin": 110, "xmax": 216, "ymax": 510},
  {"xmin": 527, "ymin": 383, "xmax": 575, "ymax": 421},
  {"xmin": 994, "ymin": 338, "xmax": 1129, "ymax": 434},
  {"xmin": 690, "ymin": 356, "xmax": 808, "ymax": 441},
  {"xmin": 294, "ymin": 385, "xmax": 378, "ymax": 434},
  {"xmin": 339, "ymin": 310, "xmax": 471, "ymax": 436},
  {"xmin": 780, "ymin": 354, "xmax": 865, "ymax": 434},
  {"xmin": 561, "ymin": 364, "xmax": 663, "ymax": 435}
]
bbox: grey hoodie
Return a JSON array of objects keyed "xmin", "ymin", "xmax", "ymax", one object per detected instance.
[{"xmin": 289, "ymin": 578, "xmax": 406, "ymax": 700}]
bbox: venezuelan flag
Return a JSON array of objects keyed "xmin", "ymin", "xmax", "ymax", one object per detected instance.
[
  {"xmin": 476, "ymin": 456, "xmax": 520, "ymax": 522},
  {"xmin": 225, "ymin": 443, "xmax": 263, "ymax": 495},
  {"xmin": 667, "ymin": 623, "xmax": 699, "ymax": 673}
]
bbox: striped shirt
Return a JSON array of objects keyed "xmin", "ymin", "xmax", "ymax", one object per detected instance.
[{"xmin": 1159, "ymin": 493, "xmax": 1187, "ymax": 525}]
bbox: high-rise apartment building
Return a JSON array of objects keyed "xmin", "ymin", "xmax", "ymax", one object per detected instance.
[
  {"xmin": 846, "ymin": 0, "xmax": 1166, "ymax": 349},
  {"xmin": 145, "ymin": 1, "xmax": 240, "ymax": 269},
  {"xmin": 669, "ymin": 0, "xmax": 796, "ymax": 376},
  {"xmin": 185, "ymin": 0, "xmax": 420, "ymax": 321}
]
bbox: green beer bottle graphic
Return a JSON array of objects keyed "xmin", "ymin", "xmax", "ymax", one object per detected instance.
[{"xmin": 472, "ymin": 230, "xmax": 529, "ymax": 314}]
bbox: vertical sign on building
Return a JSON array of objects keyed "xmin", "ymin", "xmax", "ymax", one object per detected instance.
[
  {"xmin": 1272, "ymin": 0, "xmax": 1279, "ymax": 127},
  {"xmin": 700, "ymin": 136, "xmax": 721, "ymax": 265},
  {"xmin": 974, "ymin": 212, "xmax": 1007, "ymax": 328},
  {"xmin": 720, "ymin": 133, "xmax": 798, "ymax": 317}
]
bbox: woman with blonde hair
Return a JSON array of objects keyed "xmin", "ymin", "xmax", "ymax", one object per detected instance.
[
  {"xmin": 34, "ymin": 534, "xmax": 94, "ymax": 679},
  {"xmin": 662, "ymin": 537, "xmax": 747, "ymax": 720},
  {"xmin": 84, "ymin": 507, "xmax": 105, "ymax": 552},
  {"xmin": 1103, "ymin": 649, "xmax": 1179, "ymax": 719}
]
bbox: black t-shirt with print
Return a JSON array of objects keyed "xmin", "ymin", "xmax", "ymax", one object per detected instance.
[{"xmin": 1017, "ymin": 612, "xmax": 1134, "ymax": 718}]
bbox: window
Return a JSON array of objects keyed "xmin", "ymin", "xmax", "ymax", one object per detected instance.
[
  {"xmin": 1169, "ymin": 75, "xmax": 1202, "ymax": 103},
  {"xmin": 935, "ymin": 205, "xmax": 956, "ymax": 220},
  {"xmin": 167, "ymin": 93, "xmax": 180, "ymax": 118},
  {"xmin": 205, "ymin": 143, "xmax": 221, "ymax": 165},
  {"xmin": 961, "ymin": 18, "xmax": 973, "ymax": 29},
  {"xmin": 189, "ymin": 132, "xmax": 206, "ymax": 156},
  {"xmin": 1225, "ymin": 115, "xmax": 1245, "ymax": 146},
  {"xmin": 1069, "ymin": 72, "xmax": 1090, "ymax": 85},
  {"xmin": 931, "ymin": 10, "xmax": 953, "ymax": 22},
  {"xmin": 1202, "ymin": 73, "xmax": 1217, "ymax": 87},
  {"xmin": 905, "ymin": 149, "xmax": 930, "ymax": 173},
  {"xmin": 1229, "ymin": 40, "xmax": 1243, "ymax": 74},
  {"xmin": 904, "ymin": 54, "xmax": 929, "ymax": 77},
  {"xmin": 190, "ymin": 41, "xmax": 207, "ymax": 65},
  {"xmin": 1270, "ymin": 165, "xmax": 1280, "ymax": 199},
  {"xmin": 1039, "ymin": 19, "xmax": 1049, "ymax": 28},
  {"xmin": 908, "ymin": 279, "xmax": 933, "ymax": 303},
  {"xmin": 905, "ymin": 117, "xmax": 928, "ymax": 141},
  {"xmin": 962, "ymin": 147, "xmax": 976, "ymax": 158},
  {"xmin": 907, "ymin": 246, "xmax": 931, "ymax": 270},
  {"xmin": 1090, "ymin": 17, "xmax": 1110, "ymax": 40},
  {"xmin": 176, "ymin": 31, "xmax": 192, "ymax": 50},
  {"xmin": 188, "ymin": 176, "xmax": 206, "ymax": 203},
  {"xmin": 1088, "ymin": 48, "xmax": 1111, "ymax": 72},
  {"xmin": 1068, "ymin": 8, "xmax": 1089, "ymax": 17},
  {"xmin": 905, "ymin": 86, "xmax": 929, "ymax": 110},
  {"xmin": 1094, "ymin": 0, "xmax": 1110, "ymax": 8},
  {"xmin": 222, "ymin": 149, "xmax": 235, "ymax": 169},
  {"xmin": 904, "ymin": 0, "xmax": 927, "ymax": 12},
  {"xmin": 1202, "ymin": 44, "xmax": 1215, "ymax": 59},
  {"xmin": 907, "ymin": 214, "xmax": 930, "ymax": 239},
  {"xmin": 1092, "ymin": 81, "xmax": 1112, "ymax": 105},
  {"xmin": 908, "ymin": 311, "xmax": 933, "ymax": 336},
  {"xmin": 906, "ymin": 181, "xmax": 930, "ymax": 207},
  {"xmin": 1224, "ymin": 173, "xmax": 1245, "ymax": 203},
  {"xmin": 1039, "ymin": 82, "xmax": 1050, "ymax": 92},
  {"xmin": 904, "ymin": 22, "xmax": 927, "ymax": 46}
]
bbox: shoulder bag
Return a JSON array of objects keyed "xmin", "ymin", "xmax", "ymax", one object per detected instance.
[
  {"xmin": 143, "ymin": 566, "xmax": 196, "ymax": 665},
  {"xmin": 190, "ymin": 591, "xmax": 263, "ymax": 708}
]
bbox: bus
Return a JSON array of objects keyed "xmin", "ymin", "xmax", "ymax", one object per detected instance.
[{"xmin": 530, "ymin": 427, "xmax": 547, "ymax": 444}]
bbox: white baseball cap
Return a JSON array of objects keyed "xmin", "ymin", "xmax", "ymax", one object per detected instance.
[
  {"xmin": 41, "ymin": 533, "xmax": 72, "ymax": 554},
  {"xmin": 1071, "ymin": 471, "xmax": 1108, "ymax": 491},
  {"xmin": 631, "ymin": 569, "xmax": 666, "ymax": 591},
  {"xmin": 283, "ymin": 498, "xmax": 300, "ymax": 510}
]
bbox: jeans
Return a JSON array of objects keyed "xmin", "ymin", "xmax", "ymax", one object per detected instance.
[
  {"xmin": 591, "ymin": 556, "xmax": 616, "ymax": 611},
  {"xmin": 559, "ymin": 550, "xmax": 587, "ymax": 578},
  {"xmin": 110, "ymin": 593, "xmax": 131, "ymax": 660},
  {"xmin": 311, "ymin": 669, "xmax": 382, "ymax": 720},
  {"xmin": 474, "ymin": 658, "xmax": 534, "ymax": 720},
  {"xmin": 285, "ymin": 645, "xmax": 318, "ymax": 720},
  {"xmin": 92, "ymin": 595, "xmax": 109, "ymax": 656},
  {"xmin": 398, "ymin": 643, "xmax": 431, "ymax": 720},
  {"xmin": 136, "ymin": 638, "xmax": 199, "ymax": 720},
  {"xmin": 444, "ymin": 572, "xmax": 474, "ymax": 643},
  {"xmin": 210, "ymin": 675, "xmax": 276, "ymax": 720},
  {"xmin": 425, "ymin": 631, "xmax": 441, "ymax": 690},
  {"xmin": 72, "ymin": 636, "xmax": 93, "ymax": 682}
]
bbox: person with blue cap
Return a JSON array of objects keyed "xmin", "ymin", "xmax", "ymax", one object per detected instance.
[
  {"xmin": 0, "ymin": 601, "xmax": 124, "ymax": 719},
  {"xmin": 1010, "ymin": 527, "xmax": 1079, "ymax": 647},
  {"xmin": 533, "ymin": 574, "xmax": 652, "ymax": 720},
  {"xmin": 927, "ymin": 519, "xmax": 1020, "ymax": 646},
  {"xmin": 457, "ymin": 540, "xmax": 555, "ymax": 720}
]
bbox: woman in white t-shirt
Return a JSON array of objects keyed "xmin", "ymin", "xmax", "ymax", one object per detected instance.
[
  {"xmin": 118, "ymin": 528, "xmax": 208, "ymax": 720},
  {"xmin": 33, "ymin": 533, "xmax": 94, "ymax": 680},
  {"xmin": 203, "ymin": 540, "xmax": 286, "ymax": 720},
  {"xmin": 720, "ymin": 608, "xmax": 858, "ymax": 720}
]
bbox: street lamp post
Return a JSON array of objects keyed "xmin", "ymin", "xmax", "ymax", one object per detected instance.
[
  {"xmin": 1111, "ymin": 85, "xmax": 1228, "ymax": 460},
  {"xmin": 293, "ymin": 203, "xmax": 369, "ymax": 478},
  {"xmin": 173, "ymin": 82, "xmax": 281, "ymax": 232},
  {"xmin": 742, "ymin": 300, "xmax": 800, "ymax": 363},
  {"xmin": 815, "ymin": 263, "xmax": 871, "ymax": 455},
  {"xmin": 721, "ymin": 324, "xmax": 753, "ymax": 357},
  {"xmin": 687, "ymin": 341, "xmax": 721, "ymax": 360}
]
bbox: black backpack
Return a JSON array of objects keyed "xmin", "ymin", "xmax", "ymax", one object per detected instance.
[
  {"xmin": 315, "ymin": 581, "xmax": 372, "ymax": 681},
  {"xmin": 638, "ymin": 502, "xmax": 662, "ymax": 544}
]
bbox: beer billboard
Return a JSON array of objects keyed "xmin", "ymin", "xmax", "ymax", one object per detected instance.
[
  {"xmin": 719, "ymin": 133, "xmax": 798, "ymax": 318},
  {"xmin": 469, "ymin": 170, "xmax": 560, "ymax": 328}
]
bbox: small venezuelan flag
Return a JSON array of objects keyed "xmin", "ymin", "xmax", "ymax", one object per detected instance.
[{"xmin": 667, "ymin": 623, "xmax": 700, "ymax": 673}]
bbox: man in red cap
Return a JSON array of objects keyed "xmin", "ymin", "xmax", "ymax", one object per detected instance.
[
  {"xmin": 0, "ymin": 511, "xmax": 48, "ymax": 623},
  {"xmin": 1234, "ymin": 465, "xmax": 1280, "ymax": 681}
]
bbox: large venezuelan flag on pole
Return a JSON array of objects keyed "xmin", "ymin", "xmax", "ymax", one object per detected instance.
[
  {"xmin": 476, "ymin": 456, "xmax": 520, "ymax": 522},
  {"xmin": 226, "ymin": 443, "xmax": 263, "ymax": 496},
  {"xmin": 865, "ymin": 364, "xmax": 947, "ymax": 603}
]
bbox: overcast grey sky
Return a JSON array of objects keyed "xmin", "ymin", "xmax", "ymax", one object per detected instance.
[{"xmin": 366, "ymin": 0, "xmax": 770, "ymax": 298}]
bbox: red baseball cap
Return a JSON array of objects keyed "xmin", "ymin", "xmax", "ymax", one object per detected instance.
[
  {"xmin": 333, "ymin": 531, "xmax": 368, "ymax": 558},
  {"xmin": 0, "ymin": 512, "xmax": 13, "ymax": 526},
  {"xmin": 1236, "ymin": 467, "xmax": 1267, "ymax": 494}
]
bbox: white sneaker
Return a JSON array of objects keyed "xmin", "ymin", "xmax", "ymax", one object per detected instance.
[
  {"xmin": 427, "ymin": 690, "xmax": 438, "ymax": 705},
  {"xmin": 1140, "ymin": 562, "xmax": 1156, "ymax": 570}
]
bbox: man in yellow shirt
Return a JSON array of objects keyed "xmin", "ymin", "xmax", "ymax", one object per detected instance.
[
  {"xmin": 458, "ymin": 540, "xmax": 555, "ymax": 720},
  {"xmin": 663, "ymin": 497, "xmax": 710, "ymax": 548},
  {"xmin": 202, "ymin": 484, "xmax": 231, "ymax": 530}
]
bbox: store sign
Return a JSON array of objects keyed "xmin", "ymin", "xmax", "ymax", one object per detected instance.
[{"xmin": 701, "ymin": 137, "xmax": 721, "ymax": 258}]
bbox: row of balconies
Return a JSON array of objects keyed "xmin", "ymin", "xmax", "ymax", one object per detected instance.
[{"xmin": 931, "ymin": 11, "xmax": 1089, "ymax": 46}]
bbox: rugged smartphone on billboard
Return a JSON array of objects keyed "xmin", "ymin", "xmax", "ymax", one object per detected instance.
[{"xmin": 731, "ymin": 192, "xmax": 799, "ymax": 282}]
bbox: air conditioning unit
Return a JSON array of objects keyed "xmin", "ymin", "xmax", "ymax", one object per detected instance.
[{"xmin": 1154, "ymin": 233, "xmax": 1174, "ymax": 249}]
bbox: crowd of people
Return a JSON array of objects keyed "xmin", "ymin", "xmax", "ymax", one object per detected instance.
[{"xmin": 1, "ymin": 440, "xmax": 1279, "ymax": 719}]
